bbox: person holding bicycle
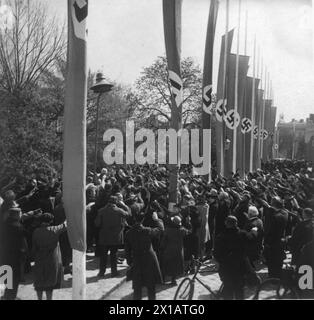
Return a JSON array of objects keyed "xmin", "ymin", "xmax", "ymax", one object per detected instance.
[{"xmin": 214, "ymin": 215, "xmax": 258, "ymax": 300}]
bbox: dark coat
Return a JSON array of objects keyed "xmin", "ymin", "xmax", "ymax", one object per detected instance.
[
  {"xmin": 215, "ymin": 202, "xmax": 231, "ymax": 237},
  {"xmin": 289, "ymin": 219, "xmax": 314, "ymax": 264},
  {"xmin": 32, "ymin": 223, "xmax": 66, "ymax": 290},
  {"xmin": 95, "ymin": 203, "xmax": 129, "ymax": 246},
  {"xmin": 160, "ymin": 225, "xmax": 190, "ymax": 277},
  {"xmin": 0, "ymin": 219, "xmax": 27, "ymax": 270},
  {"xmin": 244, "ymin": 217, "xmax": 264, "ymax": 261},
  {"xmin": 53, "ymin": 204, "xmax": 71, "ymax": 266},
  {"xmin": 233, "ymin": 201, "xmax": 250, "ymax": 229},
  {"xmin": 214, "ymin": 227, "xmax": 256, "ymax": 277},
  {"xmin": 264, "ymin": 207, "xmax": 288, "ymax": 246},
  {"xmin": 125, "ymin": 223, "xmax": 163, "ymax": 288}
]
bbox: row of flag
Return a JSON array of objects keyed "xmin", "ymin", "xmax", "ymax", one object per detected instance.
[
  {"xmin": 164, "ymin": 0, "xmax": 277, "ymax": 179},
  {"xmin": 62, "ymin": 1, "xmax": 278, "ymax": 296}
]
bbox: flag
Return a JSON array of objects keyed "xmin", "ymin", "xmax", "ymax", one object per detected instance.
[
  {"xmin": 270, "ymin": 106, "xmax": 277, "ymax": 158},
  {"xmin": 163, "ymin": 0, "xmax": 182, "ymax": 205},
  {"xmin": 243, "ymin": 77, "xmax": 259, "ymax": 173},
  {"xmin": 253, "ymin": 89, "xmax": 264, "ymax": 170},
  {"xmin": 202, "ymin": 0, "xmax": 219, "ymax": 117},
  {"xmin": 202, "ymin": 0, "xmax": 219, "ymax": 181},
  {"xmin": 215, "ymin": 29, "xmax": 234, "ymax": 176},
  {"xmin": 262, "ymin": 99, "xmax": 272, "ymax": 161},
  {"xmin": 224, "ymin": 53, "xmax": 249, "ymax": 176},
  {"xmin": 63, "ymin": 0, "xmax": 88, "ymax": 252}
]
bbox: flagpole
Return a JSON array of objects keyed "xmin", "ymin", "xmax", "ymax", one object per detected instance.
[
  {"xmin": 242, "ymin": 9, "xmax": 248, "ymax": 178},
  {"xmin": 261, "ymin": 64, "xmax": 266, "ymax": 161},
  {"xmin": 249, "ymin": 35, "xmax": 256, "ymax": 173},
  {"xmin": 232, "ymin": 0, "xmax": 241, "ymax": 175},
  {"xmin": 202, "ymin": 0, "xmax": 218, "ymax": 182},
  {"xmin": 221, "ymin": 0, "xmax": 229, "ymax": 177},
  {"xmin": 64, "ymin": 0, "xmax": 88, "ymax": 300}
]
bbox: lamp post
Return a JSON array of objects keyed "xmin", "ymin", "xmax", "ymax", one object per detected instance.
[{"xmin": 90, "ymin": 73, "xmax": 113, "ymax": 177}]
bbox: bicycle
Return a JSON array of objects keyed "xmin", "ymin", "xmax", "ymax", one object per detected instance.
[
  {"xmin": 253, "ymin": 254, "xmax": 300, "ymax": 300},
  {"xmin": 174, "ymin": 257, "xmax": 263, "ymax": 300},
  {"xmin": 174, "ymin": 257, "xmax": 223, "ymax": 300}
]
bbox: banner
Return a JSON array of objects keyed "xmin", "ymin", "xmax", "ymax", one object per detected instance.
[
  {"xmin": 163, "ymin": 0, "xmax": 182, "ymax": 204},
  {"xmin": 224, "ymin": 54, "xmax": 249, "ymax": 176},
  {"xmin": 262, "ymin": 99, "xmax": 273, "ymax": 161},
  {"xmin": 253, "ymin": 89, "xmax": 264, "ymax": 170},
  {"xmin": 215, "ymin": 29, "xmax": 234, "ymax": 176},
  {"xmin": 63, "ymin": 0, "xmax": 88, "ymax": 252},
  {"xmin": 202, "ymin": 0, "xmax": 219, "ymax": 117},
  {"xmin": 243, "ymin": 77, "xmax": 259, "ymax": 174},
  {"xmin": 202, "ymin": 0, "xmax": 219, "ymax": 181}
]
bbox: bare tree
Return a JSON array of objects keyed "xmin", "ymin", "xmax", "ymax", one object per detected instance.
[
  {"xmin": 0, "ymin": 0, "xmax": 65, "ymax": 92},
  {"xmin": 129, "ymin": 56, "xmax": 202, "ymax": 128}
]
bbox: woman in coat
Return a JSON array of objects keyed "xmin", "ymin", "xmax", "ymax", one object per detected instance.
[
  {"xmin": 125, "ymin": 211, "xmax": 163, "ymax": 300},
  {"xmin": 0, "ymin": 208, "xmax": 28, "ymax": 300},
  {"xmin": 32, "ymin": 213, "xmax": 67, "ymax": 300},
  {"xmin": 161, "ymin": 216, "xmax": 190, "ymax": 285}
]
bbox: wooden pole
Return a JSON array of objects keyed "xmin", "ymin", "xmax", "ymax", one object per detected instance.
[{"xmin": 73, "ymin": 250, "xmax": 86, "ymax": 300}]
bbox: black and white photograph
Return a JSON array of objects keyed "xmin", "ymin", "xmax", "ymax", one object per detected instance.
[{"xmin": 0, "ymin": 0, "xmax": 314, "ymax": 306}]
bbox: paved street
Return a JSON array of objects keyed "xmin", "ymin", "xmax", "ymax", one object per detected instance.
[
  {"xmin": 6, "ymin": 252, "xmax": 295, "ymax": 300},
  {"xmin": 7, "ymin": 252, "xmax": 128, "ymax": 300},
  {"xmin": 106, "ymin": 261, "xmax": 270, "ymax": 300}
]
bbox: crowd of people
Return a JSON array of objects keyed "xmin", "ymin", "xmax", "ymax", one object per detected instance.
[{"xmin": 0, "ymin": 159, "xmax": 314, "ymax": 300}]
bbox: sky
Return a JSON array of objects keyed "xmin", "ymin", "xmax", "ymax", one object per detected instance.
[{"xmin": 41, "ymin": 0, "xmax": 313, "ymax": 122}]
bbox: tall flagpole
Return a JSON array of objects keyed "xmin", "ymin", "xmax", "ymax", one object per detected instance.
[
  {"xmin": 242, "ymin": 8, "xmax": 248, "ymax": 178},
  {"xmin": 249, "ymin": 35, "xmax": 256, "ymax": 172},
  {"xmin": 221, "ymin": 0, "xmax": 229, "ymax": 177},
  {"xmin": 260, "ymin": 63, "xmax": 266, "ymax": 160},
  {"xmin": 233, "ymin": 0, "xmax": 242, "ymax": 174},
  {"xmin": 257, "ymin": 49, "xmax": 262, "ymax": 169}
]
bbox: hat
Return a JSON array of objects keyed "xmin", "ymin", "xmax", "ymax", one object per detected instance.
[
  {"xmin": 108, "ymin": 196, "xmax": 118, "ymax": 204},
  {"xmin": 7, "ymin": 207, "xmax": 22, "ymax": 221},
  {"xmin": 242, "ymin": 191, "xmax": 251, "ymax": 199},
  {"xmin": 40, "ymin": 213, "xmax": 54, "ymax": 224},
  {"xmin": 248, "ymin": 206, "xmax": 259, "ymax": 218},
  {"xmin": 271, "ymin": 196, "xmax": 283, "ymax": 208},
  {"xmin": 303, "ymin": 208, "xmax": 314, "ymax": 217},
  {"xmin": 225, "ymin": 215, "xmax": 238, "ymax": 228},
  {"xmin": 171, "ymin": 215, "xmax": 182, "ymax": 226},
  {"xmin": 208, "ymin": 189, "xmax": 218, "ymax": 198},
  {"xmin": 218, "ymin": 191, "xmax": 229, "ymax": 201}
]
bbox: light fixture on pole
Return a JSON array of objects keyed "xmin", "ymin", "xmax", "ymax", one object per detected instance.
[{"xmin": 90, "ymin": 72, "xmax": 113, "ymax": 177}]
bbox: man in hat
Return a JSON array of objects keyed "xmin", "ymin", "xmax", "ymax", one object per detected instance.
[
  {"xmin": 289, "ymin": 208, "xmax": 314, "ymax": 265},
  {"xmin": 95, "ymin": 196, "xmax": 130, "ymax": 277},
  {"xmin": 207, "ymin": 189, "xmax": 219, "ymax": 257},
  {"xmin": 125, "ymin": 211, "xmax": 163, "ymax": 300},
  {"xmin": 263, "ymin": 196, "xmax": 288, "ymax": 278},
  {"xmin": 214, "ymin": 215, "xmax": 258, "ymax": 300}
]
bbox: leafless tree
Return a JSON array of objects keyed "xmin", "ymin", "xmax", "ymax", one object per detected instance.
[{"xmin": 0, "ymin": 0, "xmax": 66, "ymax": 92}]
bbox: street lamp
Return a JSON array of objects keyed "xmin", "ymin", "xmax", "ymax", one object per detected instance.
[{"xmin": 90, "ymin": 72, "xmax": 113, "ymax": 177}]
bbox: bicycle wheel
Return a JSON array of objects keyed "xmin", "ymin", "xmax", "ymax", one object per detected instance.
[
  {"xmin": 276, "ymin": 284, "xmax": 299, "ymax": 300},
  {"xmin": 174, "ymin": 278, "xmax": 194, "ymax": 300},
  {"xmin": 253, "ymin": 278, "xmax": 281, "ymax": 300}
]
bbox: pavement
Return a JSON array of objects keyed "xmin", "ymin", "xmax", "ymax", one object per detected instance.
[
  {"xmin": 2, "ymin": 252, "xmax": 297, "ymax": 300},
  {"xmin": 5, "ymin": 251, "xmax": 128, "ymax": 300},
  {"xmin": 105, "ymin": 262, "xmax": 269, "ymax": 300}
]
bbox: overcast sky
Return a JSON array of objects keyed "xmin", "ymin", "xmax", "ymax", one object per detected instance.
[{"xmin": 42, "ymin": 0, "xmax": 313, "ymax": 122}]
